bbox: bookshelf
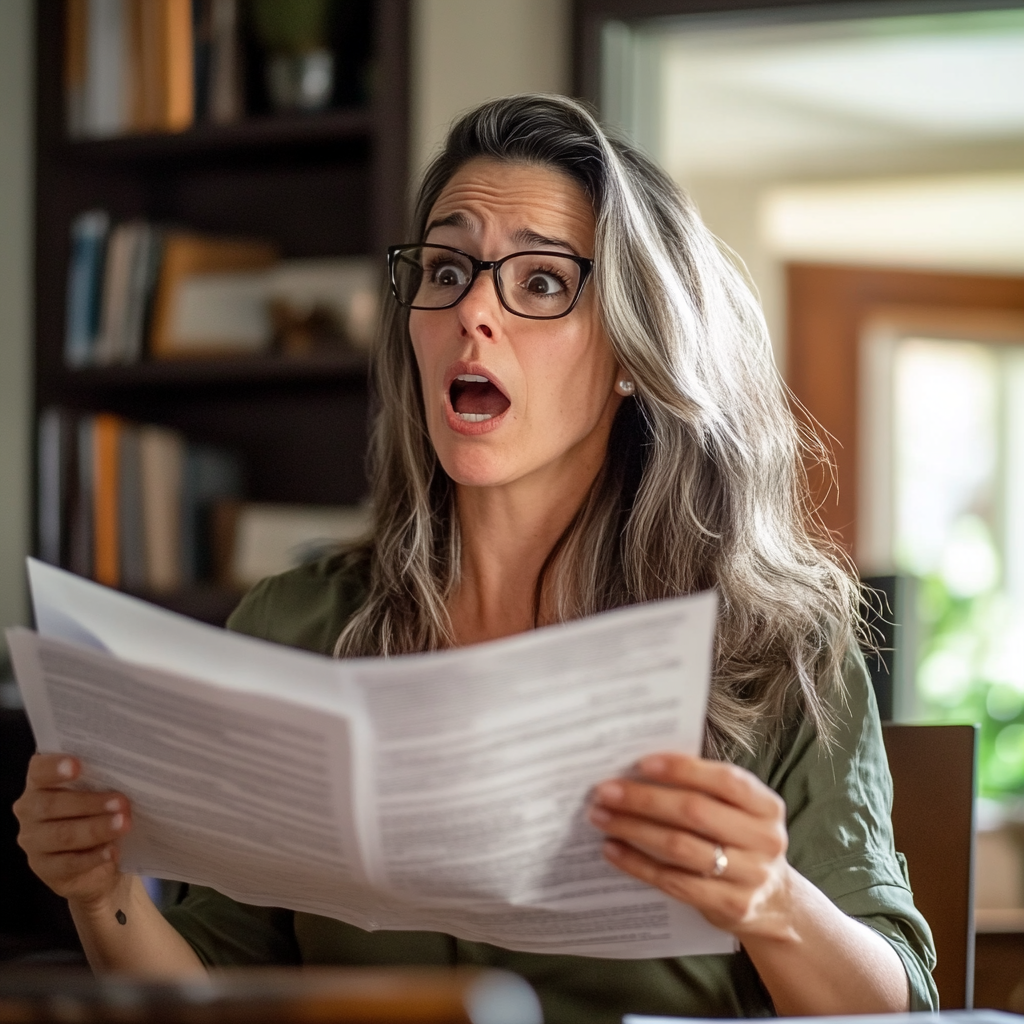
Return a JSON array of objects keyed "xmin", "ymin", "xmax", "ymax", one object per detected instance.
[{"xmin": 32, "ymin": 0, "xmax": 410, "ymax": 625}]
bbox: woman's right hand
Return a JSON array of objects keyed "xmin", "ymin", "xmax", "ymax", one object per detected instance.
[{"xmin": 13, "ymin": 754, "xmax": 133, "ymax": 909}]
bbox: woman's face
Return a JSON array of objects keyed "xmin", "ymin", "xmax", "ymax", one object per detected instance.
[{"xmin": 409, "ymin": 157, "xmax": 622, "ymax": 493}]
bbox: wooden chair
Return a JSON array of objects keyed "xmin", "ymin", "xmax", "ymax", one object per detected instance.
[{"xmin": 883, "ymin": 723, "xmax": 977, "ymax": 1010}]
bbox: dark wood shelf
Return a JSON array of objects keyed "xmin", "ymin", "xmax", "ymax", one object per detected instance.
[
  {"xmin": 125, "ymin": 585, "xmax": 245, "ymax": 628},
  {"xmin": 55, "ymin": 107, "xmax": 374, "ymax": 164},
  {"xmin": 54, "ymin": 351, "xmax": 371, "ymax": 395}
]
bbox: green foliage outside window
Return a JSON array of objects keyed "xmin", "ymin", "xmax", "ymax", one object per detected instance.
[{"xmin": 913, "ymin": 518, "xmax": 1024, "ymax": 800}]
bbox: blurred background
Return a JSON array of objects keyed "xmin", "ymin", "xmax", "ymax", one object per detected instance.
[{"xmin": 0, "ymin": 0, "xmax": 1021, "ymax": 1008}]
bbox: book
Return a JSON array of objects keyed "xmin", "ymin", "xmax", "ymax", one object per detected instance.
[
  {"xmin": 69, "ymin": 418, "xmax": 95, "ymax": 579},
  {"xmin": 118, "ymin": 424, "xmax": 148, "ymax": 592},
  {"xmin": 37, "ymin": 410, "xmax": 76, "ymax": 568},
  {"xmin": 164, "ymin": 0, "xmax": 195, "ymax": 132},
  {"xmin": 148, "ymin": 233, "xmax": 278, "ymax": 358},
  {"xmin": 191, "ymin": 0, "xmax": 213, "ymax": 122},
  {"xmin": 131, "ymin": 0, "xmax": 190, "ymax": 133},
  {"xmin": 139, "ymin": 424, "xmax": 185, "ymax": 592},
  {"xmin": 65, "ymin": 0, "xmax": 90, "ymax": 137},
  {"xmin": 92, "ymin": 413, "xmax": 123, "ymax": 588},
  {"xmin": 121, "ymin": 223, "xmax": 163, "ymax": 363},
  {"xmin": 64, "ymin": 210, "xmax": 110, "ymax": 367},
  {"xmin": 207, "ymin": 0, "xmax": 242, "ymax": 124},
  {"xmin": 180, "ymin": 444, "xmax": 243, "ymax": 585},
  {"xmin": 37, "ymin": 410, "xmax": 63, "ymax": 568},
  {"xmin": 37, "ymin": 408, "xmax": 245, "ymax": 593},
  {"xmin": 83, "ymin": 0, "xmax": 129, "ymax": 138},
  {"xmin": 93, "ymin": 222, "xmax": 138, "ymax": 364},
  {"xmin": 70, "ymin": 0, "xmax": 195, "ymax": 139},
  {"xmin": 11, "ymin": 563, "xmax": 726, "ymax": 960},
  {"xmin": 65, "ymin": 215, "xmax": 287, "ymax": 365}
]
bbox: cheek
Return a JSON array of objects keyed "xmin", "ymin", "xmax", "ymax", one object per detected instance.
[
  {"xmin": 408, "ymin": 312, "xmax": 445, "ymax": 392},
  {"xmin": 537, "ymin": 328, "xmax": 617, "ymax": 417}
]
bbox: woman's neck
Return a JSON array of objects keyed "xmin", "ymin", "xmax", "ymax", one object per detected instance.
[{"xmin": 449, "ymin": 462, "xmax": 601, "ymax": 647}]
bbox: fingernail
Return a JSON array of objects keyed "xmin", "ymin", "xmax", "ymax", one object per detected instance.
[
  {"xmin": 111, "ymin": 813, "xmax": 124, "ymax": 831},
  {"xmin": 604, "ymin": 840, "xmax": 624, "ymax": 860},
  {"xmin": 598, "ymin": 782, "xmax": 622, "ymax": 806},
  {"xmin": 641, "ymin": 755, "xmax": 667, "ymax": 775},
  {"xmin": 104, "ymin": 799, "xmax": 121, "ymax": 813},
  {"xmin": 589, "ymin": 806, "xmax": 611, "ymax": 825},
  {"xmin": 597, "ymin": 782, "xmax": 624, "ymax": 805},
  {"xmin": 57, "ymin": 759, "xmax": 75, "ymax": 779}
]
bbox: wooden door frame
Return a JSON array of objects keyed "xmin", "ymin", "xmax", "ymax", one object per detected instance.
[{"xmin": 786, "ymin": 264, "xmax": 1024, "ymax": 561}]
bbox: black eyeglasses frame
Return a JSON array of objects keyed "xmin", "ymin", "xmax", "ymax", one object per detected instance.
[{"xmin": 387, "ymin": 243, "xmax": 595, "ymax": 321}]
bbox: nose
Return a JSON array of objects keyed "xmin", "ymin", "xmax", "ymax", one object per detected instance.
[{"xmin": 457, "ymin": 267, "xmax": 501, "ymax": 340}]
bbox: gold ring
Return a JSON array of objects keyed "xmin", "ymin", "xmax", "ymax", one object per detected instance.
[{"xmin": 710, "ymin": 844, "xmax": 728, "ymax": 878}]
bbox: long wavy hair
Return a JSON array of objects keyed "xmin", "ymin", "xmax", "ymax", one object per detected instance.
[{"xmin": 335, "ymin": 94, "xmax": 862, "ymax": 758}]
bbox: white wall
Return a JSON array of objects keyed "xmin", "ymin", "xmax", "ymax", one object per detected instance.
[
  {"xmin": 411, "ymin": 0, "xmax": 571, "ymax": 176},
  {"xmin": 0, "ymin": 0, "xmax": 33, "ymax": 661}
]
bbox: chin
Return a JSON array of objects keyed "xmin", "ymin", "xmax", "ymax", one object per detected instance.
[
  {"xmin": 440, "ymin": 459, "xmax": 511, "ymax": 490},
  {"xmin": 434, "ymin": 443, "xmax": 515, "ymax": 489}
]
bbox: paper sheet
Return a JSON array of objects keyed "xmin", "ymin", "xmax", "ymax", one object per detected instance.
[{"xmin": 10, "ymin": 559, "xmax": 733, "ymax": 958}]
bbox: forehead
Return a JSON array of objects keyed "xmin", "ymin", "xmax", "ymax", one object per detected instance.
[{"xmin": 425, "ymin": 158, "xmax": 595, "ymax": 252}]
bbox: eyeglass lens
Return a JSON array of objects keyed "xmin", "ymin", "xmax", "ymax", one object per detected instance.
[{"xmin": 392, "ymin": 246, "xmax": 583, "ymax": 318}]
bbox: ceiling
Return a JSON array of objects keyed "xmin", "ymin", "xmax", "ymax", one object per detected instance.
[{"xmin": 648, "ymin": 8, "xmax": 1024, "ymax": 178}]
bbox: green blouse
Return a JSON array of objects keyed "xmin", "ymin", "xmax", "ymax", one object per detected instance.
[{"xmin": 163, "ymin": 553, "xmax": 939, "ymax": 1021}]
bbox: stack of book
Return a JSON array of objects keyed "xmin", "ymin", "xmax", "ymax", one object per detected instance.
[
  {"xmin": 65, "ymin": 0, "xmax": 244, "ymax": 138},
  {"xmin": 37, "ymin": 409, "xmax": 243, "ymax": 593},
  {"xmin": 64, "ymin": 211, "xmax": 379, "ymax": 367},
  {"xmin": 64, "ymin": 213, "xmax": 277, "ymax": 367}
]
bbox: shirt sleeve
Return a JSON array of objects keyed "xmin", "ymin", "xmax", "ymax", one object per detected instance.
[{"xmin": 755, "ymin": 651, "xmax": 939, "ymax": 1011}]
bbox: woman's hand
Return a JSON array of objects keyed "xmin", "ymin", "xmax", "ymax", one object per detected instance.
[
  {"xmin": 589, "ymin": 752, "xmax": 911, "ymax": 1015},
  {"xmin": 13, "ymin": 754, "xmax": 133, "ymax": 910},
  {"xmin": 588, "ymin": 753, "xmax": 797, "ymax": 941},
  {"xmin": 13, "ymin": 754, "xmax": 203, "ymax": 978}
]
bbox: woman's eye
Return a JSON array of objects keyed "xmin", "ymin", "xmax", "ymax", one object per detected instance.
[
  {"xmin": 524, "ymin": 271, "xmax": 566, "ymax": 296},
  {"xmin": 431, "ymin": 262, "xmax": 469, "ymax": 287}
]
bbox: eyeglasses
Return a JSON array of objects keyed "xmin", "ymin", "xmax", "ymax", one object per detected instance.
[{"xmin": 388, "ymin": 244, "xmax": 594, "ymax": 320}]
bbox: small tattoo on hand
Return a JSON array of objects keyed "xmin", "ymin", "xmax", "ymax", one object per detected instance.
[{"xmin": 115, "ymin": 910, "xmax": 126, "ymax": 925}]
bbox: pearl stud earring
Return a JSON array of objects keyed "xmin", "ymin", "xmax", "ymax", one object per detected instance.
[{"xmin": 616, "ymin": 379, "xmax": 635, "ymax": 396}]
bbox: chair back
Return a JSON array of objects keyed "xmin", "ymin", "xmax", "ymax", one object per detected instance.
[{"xmin": 882, "ymin": 723, "xmax": 977, "ymax": 1010}]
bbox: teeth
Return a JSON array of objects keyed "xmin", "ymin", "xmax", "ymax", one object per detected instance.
[
  {"xmin": 455, "ymin": 373, "xmax": 490, "ymax": 383},
  {"xmin": 456, "ymin": 412, "xmax": 493, "ymax": 422}
]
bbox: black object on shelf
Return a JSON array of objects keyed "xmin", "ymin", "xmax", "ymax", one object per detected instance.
[{"xmin": 861, "ymin": 574, "xmax": 913, "ymax": 723}]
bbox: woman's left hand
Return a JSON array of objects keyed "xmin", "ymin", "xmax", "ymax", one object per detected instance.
[{"xmin": 589, "ymin": 753, "xmax": 798, "ymax": 942}]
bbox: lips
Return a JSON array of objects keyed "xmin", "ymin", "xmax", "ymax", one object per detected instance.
[{"xmin": 446, "ymin": 369, "xmax": 511, "ymax": 424}]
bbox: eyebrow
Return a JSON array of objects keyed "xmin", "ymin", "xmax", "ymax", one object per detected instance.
[
  {"xmin": 424, "ymin": 211, "xmax": 473, "ymax": 236},
  {"xmin": 423, "ymin": 214, "xmax": 581, "ymax": 256},
  {"xmin": 510, "ymin": 227, "xmax": 580, "ymax": 255}
]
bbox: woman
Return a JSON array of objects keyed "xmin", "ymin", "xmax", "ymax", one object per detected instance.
[{"xmin": 15, "ymin": 95, "xmax": 937, "ymax": 1021}]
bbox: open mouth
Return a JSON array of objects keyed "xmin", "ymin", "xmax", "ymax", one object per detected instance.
[{"xmin": 449, "ymin": 374, "xmax": 511, "ymax": 423}]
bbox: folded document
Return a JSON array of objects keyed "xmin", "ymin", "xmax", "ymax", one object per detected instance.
[{"xmin": 9, "ymin": 559, "xmax": 731, "ymax": 959}]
